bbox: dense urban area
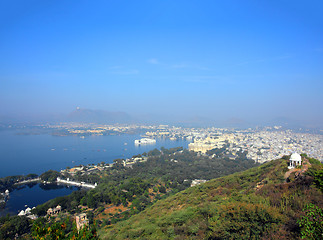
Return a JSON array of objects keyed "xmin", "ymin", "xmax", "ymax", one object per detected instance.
[{"xmin": 7, "ymin": 122, "xmax": 322, "ymax": 163}]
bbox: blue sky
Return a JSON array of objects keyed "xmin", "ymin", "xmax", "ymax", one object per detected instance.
[{"xmin": 0, "ymin": 0, "xmax": 322, "ymax": 126}]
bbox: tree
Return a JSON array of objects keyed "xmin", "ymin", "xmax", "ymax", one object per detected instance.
[
  {"xmin": 159, "ymin": 185, "xmax": 166, "ymax": 193},
  {"xmin": 40, "ymin": 170, "xmax": 60, "ymax": 182},
  {"xmin": 298, "ymin": 203, "xmax": 323, "ymax": 240},
  {"xmin": 313, "ymin": 169, "xmax": 323, "ymax": 192},
  {"xmin": 26, "ymin": 173, "xmax": 38, "ymax": 179},
  {"xmin": 32, "ymin": 216, "xmax": 99, "ymax": 240},
  {"xmin": 87, "ymin": 194, "xmax": 97, "ymax": 208},
  {"xmin": 148, "ymin": 148, "xmax": 160, "ymax": 156},
  {"xmin": 0, "ymin": 215, "xmax": 31, "ymax": 239}
]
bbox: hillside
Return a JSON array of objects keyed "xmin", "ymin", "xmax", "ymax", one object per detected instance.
[
  {"xmin": 0, "ymin": 147, "xmax": 259, "ymax": 239},
  {"xmin": 100, "ymin": 157, "xmax": 323, "ymax": 240}
]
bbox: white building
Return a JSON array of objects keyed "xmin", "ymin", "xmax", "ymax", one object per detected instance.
[
  {"xmin": 134, "ymin": 138, "xmax": 156, "ymax": 145},
  {"xmin": 191, "ymin": 179, "xmax": 207, "ymax": 187},
  {"xmin": 288, "ymin": 153, "xmax": 302, "ymax": 169}
]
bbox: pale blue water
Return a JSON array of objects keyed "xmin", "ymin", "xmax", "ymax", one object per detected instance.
[
  {"xmin": 0, "ymin": 130, "xmax": 190, "ymax": 215},
  {"xmin": 0, "ymin": 130, "xmax": 190, "ymax": 177}
]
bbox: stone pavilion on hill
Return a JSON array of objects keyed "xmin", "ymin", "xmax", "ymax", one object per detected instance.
[{"xmin": 288, "ymin": 153, "xmax": 302, "ymax": 169}]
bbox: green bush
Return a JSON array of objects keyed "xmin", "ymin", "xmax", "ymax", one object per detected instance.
[
  {"xmin": 298, "ymin": 203, "xmax": 323, "ymax": 240},
  {"xmin": 207, "ymin": 202, "xmax": 283, "ymax": 239},
  {"xmin": 313, "ymin": 169, "xmax": 323, "ymax": 192}
]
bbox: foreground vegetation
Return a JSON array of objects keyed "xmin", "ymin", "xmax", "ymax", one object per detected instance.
[
  {"xmin": 31, "ymin": 147, "xmax": 257, "ymax": 227},
  {"xmin": 100, "ymin": 156, "xmax": 323, "ymax": 239},
  {"xmin": 1, "ymin": 147, "xmax": 322, "ymax": 239},
  {"xmin": 1, "ymin": 147, "xmax": 257, "ymax": 239}
]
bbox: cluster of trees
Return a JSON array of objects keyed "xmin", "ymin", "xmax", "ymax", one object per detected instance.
[
  {"xmin": 0, "ymin": 173, "xmax": 38, "ymax": 192},
  {"xmin": 32, "ymin": 216, "xmax": 99, "ymax": 239},
  {"xmin": 103, "ymin": 157, "xmax": 323, "ymax": 239},
  {"xmin": 32, "ymin": 147, "xmax": 258, "ymax": 229},
  {"xmin": 72, "ymin": 171, "xmax": 101, "ymax": 184},
  {"xmin": 122, "ymin": 148, "xmax": 256, "ymax": 188},
  {"xmin": 39, "ymin": 170, "xmax": 61, "ymax": 182},
  {"xmin": 32, "ymin": 189, "xmax": 88, "ymax": 216},
  {"xmin": 1, "ymin": 146, "xmax": 261, "ymax": 238},
  {"xmin": 207, "ymin": 202, "xmax": 282, "ymax": 239},
  {"xmin": 0, "ymin": 215, "xmax": 32, "ymax": 239},
  {"xmin": 0, "ymin": 173, "xmax": 39, "ymax": 209}
]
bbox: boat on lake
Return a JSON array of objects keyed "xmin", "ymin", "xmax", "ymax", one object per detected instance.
[{"xmin": 134, "ymin": 138, "xmax": 156, "ymax": 145}]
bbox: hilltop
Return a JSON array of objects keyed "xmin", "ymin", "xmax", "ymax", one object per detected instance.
[{"xmin": 100, "ymin": 156, "xmax": 323, "ymax": 240}]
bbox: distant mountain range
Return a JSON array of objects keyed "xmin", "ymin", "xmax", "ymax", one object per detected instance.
[
  {"xmin": 66, "ymin": 108, "xmax": 132, "ymax": 124},
  {"xmin": 0, "ymin": 108, "xmax": 321, "ymax": 129}
]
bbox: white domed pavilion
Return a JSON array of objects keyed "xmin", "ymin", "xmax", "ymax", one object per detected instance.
[{"xmin": 288, "ymin": 153, "xmax": 302, "ymax": 169}]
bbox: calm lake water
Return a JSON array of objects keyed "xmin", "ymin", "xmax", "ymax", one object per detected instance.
[
  {"xmin": 0, "ymin": 130, "xmax": 190, "ymax": 177},
  {"xmin": 0, "ymin": 130, "xmax": 190, "ymax": 215},
  {"xmin": 0, "ymin": 183, "xmax": 79, "ymax": 216}
]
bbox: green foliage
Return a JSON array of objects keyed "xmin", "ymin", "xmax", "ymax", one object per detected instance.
[
  {"xmin": 45, "ymin": 148, "xmax": 257, "ymax": 220},
  {"xmin": 32, "ymin": 216, "xmax": 99, "ymax": 240},
  {"xmin": 26, "ymin": 173, "xmax": 38, "ymax": 179},
  {"xmin": 87, "ymin": 193, "xmax": 97, "ymax": 208},
  {"xmin": 0, "ymin": 215, "xmax": 32, "ymax": 239},
  {"xmin": 32, "ymin": 190, "xmax": 87, "ymax": 216},
  {"xmin": 297, "ymin": 203, "xmax": 323, "ymax": 240},
  {"xmin": 161, "ymin": 146, "xmax": 183, "ymax": 155},
  {"xmin": 7, "ymin": 149, "xmax": 321, "ymax": 240},
  {"xmin": 207, "ymin": 202, "xmax": 282, "ymax": 239},
  {"xmin": 40, "ymin": 170, "xmax": 61, "ymax": 182},
  {"xmin": 148, "ymin": 148, "xmax": 161, "ymax": 156},
  {"xmin": 32, "ymin": 217, "xmax": 67, "ymax": 239},
  {"xmin": 158, "ymin": 185, "xmax": 166, "ymax": 193},
  {"xmin": 309, "ymin": 157, "xmax": 321, "ymax": 165},
  {"xmin": 313, "ymin": 168, "xmax": 323, "ymax": 191},
  {"xmin": 100, "ymin": 157, "xmax": 323, "ymax": 239},
  {"xmin": 0, "ymin": 174, "xmax": 38, "ymax": 192}
]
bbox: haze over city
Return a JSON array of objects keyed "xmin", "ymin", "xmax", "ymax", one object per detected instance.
[{"xmin": 0, "ymin": 1, "xmax": 322, "ymax": 127}]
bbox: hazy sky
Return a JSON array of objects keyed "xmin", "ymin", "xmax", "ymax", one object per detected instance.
[{"xmin": 0, "ymin": 0, "xmax": 322, "ymax": 125}]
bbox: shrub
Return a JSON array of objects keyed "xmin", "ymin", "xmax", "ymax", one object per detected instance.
[
  {"xmin": 297, "ymin": 203, "xmax": 323, "ymax": 240},
  {"xmin": 207, "ymin": 202, "xmax": 283, "ymax": 239}
]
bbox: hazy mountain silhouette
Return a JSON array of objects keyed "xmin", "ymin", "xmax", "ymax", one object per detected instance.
[{"xmin": 66, "ymin": 108, "xmax": 132, "ymax": 124}]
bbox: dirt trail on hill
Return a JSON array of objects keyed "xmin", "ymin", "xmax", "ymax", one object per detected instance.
[{"xmin": 284, "ymin": 158, "xmax": 311, "ymax": 180}]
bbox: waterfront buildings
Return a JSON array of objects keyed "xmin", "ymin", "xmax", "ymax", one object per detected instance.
[{"xmin": 27, "ymin": 123, "xmax": 323, "ymax": 162}]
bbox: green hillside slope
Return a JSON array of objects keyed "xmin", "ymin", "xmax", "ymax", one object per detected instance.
[{"xmin": 100, "ymin": 157, "xmax": 323, "ymax": 240}]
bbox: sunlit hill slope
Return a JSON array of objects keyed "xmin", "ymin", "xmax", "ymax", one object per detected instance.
[{"xmin": 100, "ymin": 156, "xmax": 323, "ymax": 240}]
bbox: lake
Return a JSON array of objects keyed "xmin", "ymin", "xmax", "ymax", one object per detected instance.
[
  {"xmin": 0, "ymin": 183, "xmax": 79, "ymax": 216},
  {"xmin": 0, "ymin": 130, "xmax": 190, "ymax": 177},
  {"xmin": 0, "ymin": 129, "xmax": 190, "ymax": 215}
]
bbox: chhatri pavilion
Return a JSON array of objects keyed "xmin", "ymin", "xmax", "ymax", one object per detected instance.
[{"xmin": 288, "ymin": 152, "xmax": 302, "ymax": 169}]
